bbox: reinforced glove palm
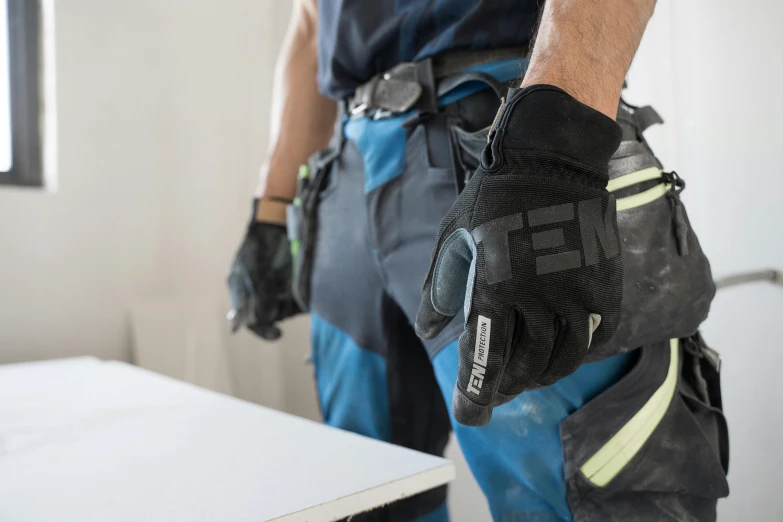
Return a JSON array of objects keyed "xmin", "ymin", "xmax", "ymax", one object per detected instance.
[
  {"xmin": 416, "ymin": 85, "xmax": 624, "ymax": 426},
  {"xmin": 227, "ymin": 208, "xmax": 300, "ymax": 340}
]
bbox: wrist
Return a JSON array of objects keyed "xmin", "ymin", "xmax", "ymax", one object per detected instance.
[
  {"xmin": 255, "ymin": 159, "xmax": 298, "ymax": 202},
  {"xmin": 252, "ymin": 197, "xmax": 289, "ymax": 226}
]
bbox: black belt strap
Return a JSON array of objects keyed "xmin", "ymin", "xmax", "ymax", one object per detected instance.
[
  {"xmin": 349, "ymin": 46, "xmax": 527, "ymax": 116},
  {"xmin": 431, "ymin": 46, "xmax": 528, "ymax": 78},
  {"xmin": 618, "ymin": 101, "xmax": 664, "ymax": 137},
  {"xmin": 436, "ymin": 71, "xmax": 505, "ymax": 99}
]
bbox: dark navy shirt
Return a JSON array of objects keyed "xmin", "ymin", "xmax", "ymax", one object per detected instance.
[{"xmin": 317, "ymin": 0, "xmax": 539, "ymax": 99}]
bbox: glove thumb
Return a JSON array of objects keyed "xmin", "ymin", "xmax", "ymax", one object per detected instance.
[{"xmin": 416, "ymin": 229, "xmax": 477, "ymax": 340}]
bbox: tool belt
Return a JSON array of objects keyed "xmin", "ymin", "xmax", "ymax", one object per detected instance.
[{"xmin": 348, "ymin": 46, "xmax": 527, "ymax": 118}]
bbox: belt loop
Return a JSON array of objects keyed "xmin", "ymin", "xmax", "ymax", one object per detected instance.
[{"xmin": 414, "ymin": 58, "xmax": 437, "ymax": 115}]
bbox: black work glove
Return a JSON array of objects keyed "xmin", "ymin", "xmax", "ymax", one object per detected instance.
[
  {"xmin": 416, "ymin": 85, "xmax": 624, "ymax": 426},
  {"xmin": 227, "ymin": 200, "xmax": 300, "ymax": 340}
]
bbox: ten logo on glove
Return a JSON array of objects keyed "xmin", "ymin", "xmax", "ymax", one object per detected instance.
[{"xmin": 416, "ymin": 85, "xmax": 624, "ymax": 426}]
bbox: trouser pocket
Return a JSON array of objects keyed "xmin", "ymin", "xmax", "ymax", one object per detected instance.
[
  {"xmin": 445, "ymin": 88, "xmax": 502, "ymax": 188},
  {"xmin": 560, "ymin": 335, "xmax": 729, "ymax": 522}
]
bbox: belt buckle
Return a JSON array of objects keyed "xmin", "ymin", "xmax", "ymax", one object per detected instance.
[{"xmin": 373, "ymin": 109, "xmax": 394, "ymax": 120}]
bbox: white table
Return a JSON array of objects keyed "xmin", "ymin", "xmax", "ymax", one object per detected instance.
[{"xmin": 0, "ymin": 358, "xmax": 454, "ymax": 522}]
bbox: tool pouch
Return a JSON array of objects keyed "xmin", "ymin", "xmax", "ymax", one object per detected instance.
[
  {"xmin": 288, "ymin": 106, "xmax": 346, "ymax": 311},
  {"xmin": 449, "ymin": 101, "xmax": 716, "ymax": 361},
  {"xmin": 585, "ymin": 102, "xmax": 716, "ymax": 360}
]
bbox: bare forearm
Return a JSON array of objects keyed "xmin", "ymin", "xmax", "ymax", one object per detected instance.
[
  {"xmin": 521, "ymin": 0, "xmax": 656, "ymax": 119},
  {"xmin": 256, "ymin": 0, "xmax": 336, "ymax": 202}
]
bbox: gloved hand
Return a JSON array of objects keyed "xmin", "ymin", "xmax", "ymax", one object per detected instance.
[
  {"xmin": 227, "ymin": 200, "xmax": 300, "ymax": 340},
  {"xmin": 416, "ymin": 85, "xmax": 624, "ymax": 426}
]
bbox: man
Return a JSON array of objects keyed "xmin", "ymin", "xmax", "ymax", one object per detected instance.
[{"xmin": 228, "ymin": 1, "xmax": 729, "ymax": 520}]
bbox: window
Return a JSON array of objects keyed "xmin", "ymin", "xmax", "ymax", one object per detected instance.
[
  {"xmin": 0, "ymin": 0, "xmax": 11, "ymax": 173},
  {"xmin": 0, "ymin": 0, "xmax": 49, "ymax": 188}
]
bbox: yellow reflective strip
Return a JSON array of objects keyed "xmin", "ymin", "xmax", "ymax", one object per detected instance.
[
  {"xmin": 616, "ymin": 183, "xmax": 670, "ymax": 211},
  {"xmin": 607, "ymin": 167, "xmax": 663, "ymax": 193},
  {"xmin": 580, "ymin": 339, "xmax": 679, "ymax": 487}
]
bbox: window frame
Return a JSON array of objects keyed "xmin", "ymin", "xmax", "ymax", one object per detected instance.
[{"xmin": 0, "ymin": 0, "xmax": 42, "ymax": 187}]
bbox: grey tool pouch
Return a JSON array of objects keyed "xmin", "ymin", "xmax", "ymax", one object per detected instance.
[
  {"xmin": 450, "ymin": 101, "xmax": 716, "ymax": 361},
  {"xmin": 288, "ymin": 106, "xmax": 346, "ymax": 311},
  {"xmin": 585, "ymin": 102, "xmax": 716, "ymax": 360}
]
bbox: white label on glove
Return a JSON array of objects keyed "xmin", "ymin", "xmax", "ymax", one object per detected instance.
[{"xmin": 467, "ymin": 315, "xmax": 491, "ymax": 396}]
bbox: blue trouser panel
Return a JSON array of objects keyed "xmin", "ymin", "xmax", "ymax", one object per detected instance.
[
  {"xmin": 310, "ymin": 313, "xmax": 451, "ymax": 522},
  {"xmin": 311, "ymin": 313, "xmax": 391, "ymax": 442},
  {"xmin": 307, "ymin": 56, "xmax": 687, "ymax": 522},
  {"xmin": 432, "ymin": 341, "xmax": 635, "ymax": 522}
]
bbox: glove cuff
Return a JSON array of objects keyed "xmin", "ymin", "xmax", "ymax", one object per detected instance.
[{"xmin": 486, "ymin": 85, "xmax": 622, "ymax": 179}]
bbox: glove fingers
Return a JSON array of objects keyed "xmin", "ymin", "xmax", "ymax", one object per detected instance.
[
  {"xmin": 277, "ymin": 297, "xmax": 301, "ymax": 322},
  {"xmin": 452, "ymin": 307, "xmax": 519, "ymax": 426},
  {"xmin": 227, "ymin": 268, "xmax": 251, "ymax": 310},
  {"xmin": 588, "ymin": 313, "xmax": 602, "ymax": 349},
  {"xmin": 585, "ymin": 309, "xmax": 616, "ymax": 351},
  {"xmin": 536, "ymin": 313, "xmax": 593, "ymax": 386},
  {"xmin": 415, "ymin": 282, "xmax": 453, "ymax": 340},
  {"xmin": 492, "ymin": 310, "xmax": 555, "ymax": 405},
  {"xmin": 416, "ymin": 228, "xmax": 477, "ymax": 340},
  {"xmin": 227, "ymin": 267, "xmax": 254, "ymax": 332},
  {"xmin": 249, "ymin": 323, "xmax": 282, "ymax": 341}
]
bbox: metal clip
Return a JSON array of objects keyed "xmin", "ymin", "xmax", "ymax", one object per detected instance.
[{"xmin": 351, "ymin": 102, "xmax": 368, "ymax": 116}]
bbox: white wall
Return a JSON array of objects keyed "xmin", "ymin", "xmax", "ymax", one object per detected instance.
[
  {"xmin": 625, "ymin": 2, "xmax": 783, "ymax": 520},
  {"xmin": 0, "ymin": 0, "xmax": 170, "ymax": 364},
  {"xmin": 0, "ymin": 0, "xmax": 297, "ymax": 407}
]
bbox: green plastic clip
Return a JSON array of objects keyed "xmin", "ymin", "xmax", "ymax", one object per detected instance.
[{"xmin": 298, "ymin": 164, "xmax": 310, "ymax": 180}]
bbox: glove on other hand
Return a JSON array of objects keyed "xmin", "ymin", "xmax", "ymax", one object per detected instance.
[{"xmin": 227, "ymin": 200, "xmax": 300, "ymax": 340}]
